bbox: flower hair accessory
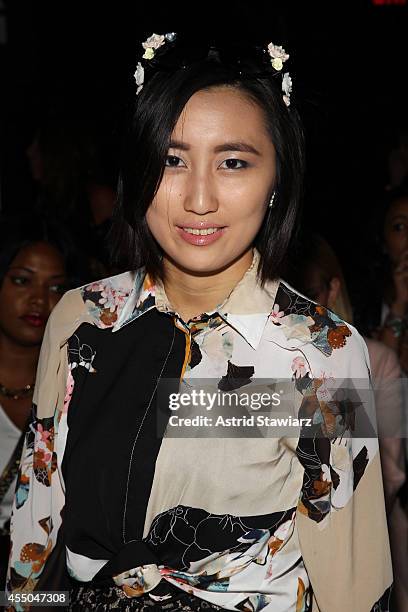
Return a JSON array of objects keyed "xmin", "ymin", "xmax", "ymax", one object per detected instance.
[
  {"xmin": 267, "ymin": 43, "xmax": 289, "ymax": 71},
  {"xmin": 282, "ymin": 72, "xmax": 293, "ymax": 107},
  {"xmin": 134, "ymin": 33, "xmax": 293, "ymax": 107},
  {"xmin": 266, "ymin": 42, "xmax": 292, "ymax": 106},
  {"xmin": 142, "ymin": 33, "xmax": 166, "ymax": 59},
  {"xmin": 134, "ymin": 32, "xmax": 177, "ymax": 95}
]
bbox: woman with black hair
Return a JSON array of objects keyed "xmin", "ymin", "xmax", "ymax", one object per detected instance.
[
  {"xmin": 374, "ymin": 182, "xmax": 408, "ymax": 370},
  {"xmin": 351, "ymin": 181, "xmax": 408, "ymax": 346},
  {"xmin": 6, "ymin": 34, "xmax": 392, "ymax": 611}
]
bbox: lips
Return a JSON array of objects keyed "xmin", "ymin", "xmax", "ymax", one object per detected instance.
[
  {"xmin": 176, "ymin": 222, "xmax": 226, "ymax": 246},
  {"xmin": 177, "ymin": 226, "xmax": 226, "ymax": 246},
  {"xmin": 177, "ymin": 221, "xmax": 225, "ymax": 229},
  {"xmin": 21, "ymin": 314, "xmax": 47, "ymax": 328}
]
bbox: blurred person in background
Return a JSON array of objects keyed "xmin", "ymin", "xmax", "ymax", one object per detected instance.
[
  {"xmin": 376, "ymin": 182, "xmax": 408, "ymax": 373},
  {"xmin": 26, "ymin": 116, "xmax": 117, "ymax": 278},
  {"xmin": 352, "ymin": 181, "xmax": 408, "ymax": 369},
  {"xmin": 0, "ymin": 214, "xmax": 85, "ymax": 586},
  {"xmin": 288, "ymin": 231, "xmax": 408, "ymax": 611},
  {"xmin": 352, "ymin": 181, "xmax": 408, "ymax": 497}
]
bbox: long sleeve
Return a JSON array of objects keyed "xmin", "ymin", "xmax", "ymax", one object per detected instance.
[
  {"xmin": 295, "ymin": 328, "xmax": 393, "ymax": 611},
  {"xmin": 5, "ymin": 405, "xmax": 64, "ymax": 607},
  {"xmin": 5, "ymin": 290, "xmax": 91, "ymax": 609}
]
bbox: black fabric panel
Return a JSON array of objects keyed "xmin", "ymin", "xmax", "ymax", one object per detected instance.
[
  {"xmin": 62, "ymin": 309, "xmax": 186, "ymax": 571},
  {"xmin": 94, "ymin": 540, "xmax": 159, "ymax": 581},
  {"xmin": 145, "ymin": 505, "xmax": 294, "ymax": 571}
]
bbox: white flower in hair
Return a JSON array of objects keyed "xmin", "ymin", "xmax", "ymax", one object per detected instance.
[
  {"xmin": 282, "ymin": 72, "xmax": 292, "ymax": 107},
  {"xmin": 142, "ymin": 48, "xmax": 155, "ymax": 60},
  {"xmin": 141, "ymin": 33, "xmax": 166, "ymax": 61},
  {"xmin": 134, "ymin": 62, "xmax": 144, "ymax": 95},
  {"xmin": 267, "ymin": 43, "xmax": 289, "ymax": 61},
  {"xmin": 267, "ymin": 42, "xmax": 289, "ymax": 71},
  {"xmin": 142, "ymin": 33, "xmax": 166, "ymax": 51},
  {"xmin": 135, "ymin": 32, "xmax": 173, "ymax": 95},
  {"xmin": 272, "ymin": 58, "xmax": 283, "ymax": 71}
]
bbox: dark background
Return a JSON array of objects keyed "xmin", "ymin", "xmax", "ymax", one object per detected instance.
[{"xmin": 1, "ymin": 0, "xmax": 407, "ymax": 278}]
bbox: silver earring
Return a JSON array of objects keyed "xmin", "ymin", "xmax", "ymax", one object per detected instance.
[{"xmin": 269, "ymin": 191, "xmax": 276, "ymax": 208}]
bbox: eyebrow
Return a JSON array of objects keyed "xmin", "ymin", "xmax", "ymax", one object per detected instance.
[
  {"xmin": 169, "ymin": 140, "xmax": 261, "ymax": 156},
  {"xmin": 8, "ymin": 266, "xmax": 66, "ymax": 278}
]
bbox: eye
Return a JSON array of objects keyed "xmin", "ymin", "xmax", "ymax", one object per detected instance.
[
  {"xmin": 219, "ymin": 158, "xmax": 249, "ymax": 170},
  {"xmin": 49, "ymin": 284, "xmax": 67, "ymax": 295},
  {"xmin": 393, "ymin": 222, "xmax": 406, "ymax": 231},
  {"xmin": 165, "ymin": 155, "xmax": 186, "ymax": 168},
  {"xmin": 10, "ymin": 275, "xmax": 29, "ymax": 286}
]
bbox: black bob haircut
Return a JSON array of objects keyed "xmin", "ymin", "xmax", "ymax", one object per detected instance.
[{"xmin": 112, "ymin": 36, "xmax": 305, "ymax": 283}]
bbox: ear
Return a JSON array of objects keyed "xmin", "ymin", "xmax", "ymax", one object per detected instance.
[{"xmin": 327, "ymin": 277, "xmax": 341, "ymax": 309}]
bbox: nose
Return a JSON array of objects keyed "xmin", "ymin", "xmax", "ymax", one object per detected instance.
[
  {"xmin": 28, "ymin": 283, "xmax": 48, "ymax": 310},
  {"xmin": 182, "ymin": 169, "xmax": 219, "ymax": 215},
  {"xmin": 395, "ymin": 231, "xmax": 408, "ymax": 259}
]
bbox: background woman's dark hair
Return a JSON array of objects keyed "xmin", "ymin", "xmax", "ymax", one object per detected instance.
[
  {"xmin": 0, "ymin": 213, "xmax": 88, "ymax": 288},
  {"xmin": 111, "ymin": 37, "xmax": 305, "ymax": 283},
  {"xmin": 349, "ymin": 179, "xmax": 408, "ymax": 336}
]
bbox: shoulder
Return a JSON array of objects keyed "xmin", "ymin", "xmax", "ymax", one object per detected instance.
[
  {"xmin": 49, "ymin": 269, "xmax": 142, "ymax": 331},
  {"xmin": 272, "ymin": 279, "xmax": 369, "ymax": 372},
  {"xmin": 78, "ymin": 269, "xmax": 138, "ymax": 302}
]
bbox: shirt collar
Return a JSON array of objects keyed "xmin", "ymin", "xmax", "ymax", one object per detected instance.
[
  {"xmin": 111, "ymin": 250, "xmax": 279, "ymax": 350},
  {"xmin": 216, "ymin": 250, "xmax": 279, "ymax": 349}
]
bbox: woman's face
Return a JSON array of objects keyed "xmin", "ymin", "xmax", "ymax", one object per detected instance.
[
  {"xmin": 0, "ymin": 242, "xmax": 67, "ymax": 347},
  {"xmin": 384, "ymin": 196, "xmax": 408, "ymax": 265},
  {"xmin": 146, "ymin": 86, "xmax": 277, "ymax": 275}
]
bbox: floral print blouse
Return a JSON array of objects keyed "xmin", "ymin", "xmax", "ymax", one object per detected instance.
[{"xmin": 6, "ymin": 250, "xmax": 392, "ymax": 611}]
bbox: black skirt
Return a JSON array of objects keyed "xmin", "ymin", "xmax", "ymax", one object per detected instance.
[{"xmin": 69, "ymin": 583, "xmax": 223, "ymax": 611}]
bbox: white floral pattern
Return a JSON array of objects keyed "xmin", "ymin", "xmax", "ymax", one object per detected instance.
[
  {"xmin": 142, "ymin": 33, "xmax": 165, "ymax": 51},
  {"xmin": 134, "ymin": 62, "xmax": 144, "ymax": 94},
  {"xmin": 291, "ymin": 356, "xmax": 308, "ymax": 379},
  {"xmin": 282, "ymin": 72, "xmax": 292, "ymax": 107},
  {"xmin": 267, "ymin": 43, "xmax": 290, "ymax": 62},
  {"xmin": 7, "ymin": 254, "xmax": 392, "ymax": 612},
  {"xmin": 270, "ymin": 303, "xmax": 285, "ymax": 323}
]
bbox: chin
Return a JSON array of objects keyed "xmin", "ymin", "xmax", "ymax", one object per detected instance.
[
  {"xmin": 169, "ymin": 250, "xmax": 240, "ymax": 276},
  {"xmin": 17, "ymin": 332, "xmax": 44, "ymax": 347}
]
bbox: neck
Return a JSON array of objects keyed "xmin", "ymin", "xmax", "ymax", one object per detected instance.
[
  {"xmin": 0, "ymin": 333, "xmax": 40, "ymax": 383},
  {"xmin": 163, "ymin": 248, "xmax": 254, "ymax": 322}
]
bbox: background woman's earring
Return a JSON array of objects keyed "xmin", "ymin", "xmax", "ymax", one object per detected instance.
[{"xmin": 269, "ymin": 192, "xmax": 276, "ymax": 208}]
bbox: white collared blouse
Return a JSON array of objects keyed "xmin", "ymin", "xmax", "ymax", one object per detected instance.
[{"xmin": 7, "ymin": 250, "xmax": 392, "ymax": 611}]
